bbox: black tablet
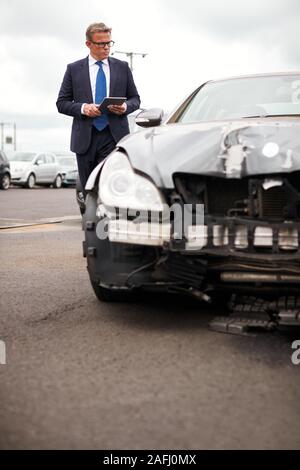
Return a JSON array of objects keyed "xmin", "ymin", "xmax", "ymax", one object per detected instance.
[{"xmin": 97, "ymin": 97, "xmax": 126, "ymax": 112}]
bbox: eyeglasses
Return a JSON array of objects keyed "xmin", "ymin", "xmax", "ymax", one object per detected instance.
[{"xmin": 90, "ymin": 40, "xmax": 115, "ymax": 48}]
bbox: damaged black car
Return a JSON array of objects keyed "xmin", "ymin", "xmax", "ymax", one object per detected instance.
[{"xmin": 83, "ymin": 72, "xmax": 300, "ymax": 303}]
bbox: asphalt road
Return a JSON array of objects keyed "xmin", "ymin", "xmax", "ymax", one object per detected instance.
[{"xmin": 0, "ymin": 188, "xmax": 300, "ymax": 449}]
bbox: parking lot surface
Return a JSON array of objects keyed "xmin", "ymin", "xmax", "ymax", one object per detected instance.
[{"xmin": 0, "ymin": 188, "xmax": 300, "ymax": 449}]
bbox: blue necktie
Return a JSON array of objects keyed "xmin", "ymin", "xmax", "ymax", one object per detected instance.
[{"xmin": 93, "ymin": 61, "xmax": 108, "ymax": 131}]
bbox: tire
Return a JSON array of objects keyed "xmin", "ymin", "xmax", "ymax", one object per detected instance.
[
  {"xmin": 0, "ymin": 173, "xmax": 10, "ymax": 190},
  {"xmin": 53, "ymin": 174, "xmax": 62, "ymax": 188},
  {"xmin": 76, "ymin": 176, "xmax": 85, "ymax": 215},
  {"xmin": 25, "ymin": 173, "xmax": 35, "ymax": 189},
  {"xmin": 85, "ymin": 191, "xmax": 136, "ymax": 302}
]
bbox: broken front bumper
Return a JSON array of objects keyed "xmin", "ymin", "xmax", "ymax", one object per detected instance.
[
  {"xmin": 101, "ymin": 214, "xmax": 300, "ymax": 292},
  {"xmin": 107, "ymin": 214, "xmax": 300, "ymax": 254}
]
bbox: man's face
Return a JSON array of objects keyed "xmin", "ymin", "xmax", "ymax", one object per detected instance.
[{"xmin": 86, "ymin": 31, "xmax": 112, "ymax": 61}]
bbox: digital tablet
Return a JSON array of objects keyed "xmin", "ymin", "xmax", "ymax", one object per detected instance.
[{"xmin": 97, "ymin": 97, "xmax": 126, "ymax": 112}]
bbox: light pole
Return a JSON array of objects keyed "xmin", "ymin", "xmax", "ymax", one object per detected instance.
[
  {"xmin": 0, "ymin": 123, "xmax": 3, "ymax": 151},
  {"xmin": 0, "ymin": 122, "xmax": 17, "ymax": 151},
  {"xmin": 14, "ymin": 122, "xmax": 16, "ymax": 151},
  {"xmin": 111, "ymin": 51, "xmax": 147, "ymax": 71}
]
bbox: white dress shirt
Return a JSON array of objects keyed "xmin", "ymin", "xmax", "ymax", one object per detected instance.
[
  {"xmin": 88, "ymin": 55, "xmax": 110, "ymax": 102},
  {"xmin": 81, "ymin": 55, "xmax": 110, "ymax": 114}
]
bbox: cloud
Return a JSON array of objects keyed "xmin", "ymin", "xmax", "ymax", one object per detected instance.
[
  {"xmin": 159, "ymin": 0, "xmax": 300, "ymax": 67},
  {"xmin": 160, "ymin": 0, "xmax": 299, "ymax": 39},
  {"xmin": 0, "ymin": 0, "xmax": 300, "ymax": 150},
  {"xmin": 0, "ymin": 0, "xmax": 103, "ymax": 43}
]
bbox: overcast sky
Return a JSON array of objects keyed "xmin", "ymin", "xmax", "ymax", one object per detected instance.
[{"xmin": 1, "ymin": 0, "xmax": 300, "ymax": 151}]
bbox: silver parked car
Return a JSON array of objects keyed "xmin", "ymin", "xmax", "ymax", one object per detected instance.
[
  {"xmin": 54, "ymin": 152, "xmax": 78, "ymax": 187},
  {"xmin": 9, "ymin": 151, "xmax": 63, "ymax": 188}
]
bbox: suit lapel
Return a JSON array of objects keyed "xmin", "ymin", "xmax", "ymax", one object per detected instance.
[
  {"xmin": 81, "ymin": 56, "xmax": 93, "ymax": 102},
  {"xmin": 108, "ymin": 57, "xmax": 117, "ymax": 96}
]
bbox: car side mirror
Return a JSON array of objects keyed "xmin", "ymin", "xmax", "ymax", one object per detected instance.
[
  {"xmin": 35, "ymin": 159, "xmax": 42, "ymax": 165},
  {"xmin": 135, "ymin": 108, "xmax": 163, "ymax": 128}
]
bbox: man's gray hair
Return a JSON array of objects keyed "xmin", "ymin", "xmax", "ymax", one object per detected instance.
[{"xmin": 86, "ymin": 22, "xmax": 112, "ymax": 40}]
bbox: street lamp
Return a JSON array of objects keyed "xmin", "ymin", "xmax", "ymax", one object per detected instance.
[
  {"xmin": 111, "ymin": 50, "xmax": 147, "ymax": 71},
  {"xmin": 0, "ymin": 122, "xmax": 17, "ymax": 151}
]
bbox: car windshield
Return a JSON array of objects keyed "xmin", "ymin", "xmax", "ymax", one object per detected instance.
[
  {"xmin": 9, "ymin": 152, "xmax": 36, "ymax": 162},
  {"xmin": 57, "ymin": 157, "xmax": 75, "ymax": 166},
  {"xmin": 177, "ymin": 74, "xmax": 300, "ymax": 123}
]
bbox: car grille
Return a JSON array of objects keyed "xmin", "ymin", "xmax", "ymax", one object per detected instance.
[
  {"xmin": 206, "ymin": 179, "xmax": 248, "ymax": 215},
  {"xmin": 173, "ymin": 172, "xmax": 300, "ymax": 220},
  {"xmin": 258, "ymin": 186, "xmax": 288, "ymax": 218}
]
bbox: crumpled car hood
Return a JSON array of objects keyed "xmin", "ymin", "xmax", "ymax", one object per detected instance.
[{"xmin": 118, "ymin": 119, "xmax": 300, "ymax": 188}]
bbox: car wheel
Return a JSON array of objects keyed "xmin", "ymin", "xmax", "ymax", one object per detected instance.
[
  {"xmin": 0, "ymin": 173, "xmax": 10, "ymax": 190},
  {"xmin": 25, "ymin": 173, "xmax": 36, "ymax": 189},
  {"xmin": 84, "ymin": 191, "xmax": 136, "ymax": 302},
  {"xmin": 76, "ymin": 175, "xmax": 85, "ymax": 215},
  {"xmin": 53, "ymin": 174, "xmax": 62, "ymax": 188}
]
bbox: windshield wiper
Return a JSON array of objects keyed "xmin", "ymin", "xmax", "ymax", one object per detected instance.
[{"xmin": 243, "ymin": 114, "xmax": 300, "ymax": 119}]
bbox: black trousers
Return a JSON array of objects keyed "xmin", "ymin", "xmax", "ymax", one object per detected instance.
[{"xmin": 76, "ymin": 126, "xmax": 116, "ymax": 195}]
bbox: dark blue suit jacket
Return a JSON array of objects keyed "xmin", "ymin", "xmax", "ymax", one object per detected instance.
[{"xmin": 56, "ymin": 56, "xmax": 141, "ymax": 154}]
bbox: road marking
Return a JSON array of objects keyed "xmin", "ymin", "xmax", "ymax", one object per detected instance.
[
  {"xmin": 0, "ymin": 216, "xmax": 81, "ymax": 231},
  {"xmin": 0, "ymin": 219, "xmax": 82, "ymax": 233},
  {"xmin": 1, "ymin": 223, "xmax": 62, "ymax": 233}
]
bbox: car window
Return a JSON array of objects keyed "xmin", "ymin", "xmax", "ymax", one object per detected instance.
[
  {"xmin": 9, "ymin": 152, "xmax": 36, "ymax": 162},
  {"xmin": 0, "ymin": 151, "xmax": 5, "ymax": 163},
  {"xmin": 36, "ymin": 154, "xmax": 46, "ymax": 164},
  {"xmin": 57, "ymin": 157, "xmax": 75, "ymax": 166},
  {"xmin": 177, "ymin": 75, "xmax": 300, "ymax": 123},
  {"xmin": 45, "ymin": 154, "xmax": 55, "ymax": 164}
]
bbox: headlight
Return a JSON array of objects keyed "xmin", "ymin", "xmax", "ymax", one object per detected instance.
[{"xmin": 99, "ymin": 151, "xmax": 165, "ymax": 211}]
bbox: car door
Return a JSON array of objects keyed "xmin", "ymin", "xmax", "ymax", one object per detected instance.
[
  {"xmin": 33, "ymin": 154, "xmax": 47, "ymax": 182},
  {"xmin": 45, "ymin": 154, "xmax": 58, "ymax": 182}
]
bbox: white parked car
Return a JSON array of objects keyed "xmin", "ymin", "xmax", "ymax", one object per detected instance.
[
  {"xmin": 54, "ymin": 152, "xmax": 78, "ymax": 187},
  {"xmin": 9, "ymin": 151, "xmax": 63, "ymax": 188}
]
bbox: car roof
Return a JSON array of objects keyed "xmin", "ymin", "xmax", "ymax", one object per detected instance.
[
  {"xmin": 51, "ymin": 151, "xmax": 75, "ymax": 155},
  {"xmin": 208, "ymin": 71, "xmax": 300, "ymax": 85},
  {"xmin": 13, "ymin": 151, "xmax": 52, "ymax": 154},
  {"xmin": 56, "ymin": 154, "xmax": 75, "ymax": 157}
]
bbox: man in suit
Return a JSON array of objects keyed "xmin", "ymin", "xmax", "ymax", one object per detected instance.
[{"xmin": 56, "ymin": 22, "xmax": 141, "ymax": 193}]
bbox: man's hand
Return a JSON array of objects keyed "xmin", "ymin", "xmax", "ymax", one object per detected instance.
[
  {"xmin": 83, "ymin": 103, "xmax": 101, "ymax": 117},
  {"xmin": 108, "ymin": 102, "xmax": 127, "ymax": 115}
]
